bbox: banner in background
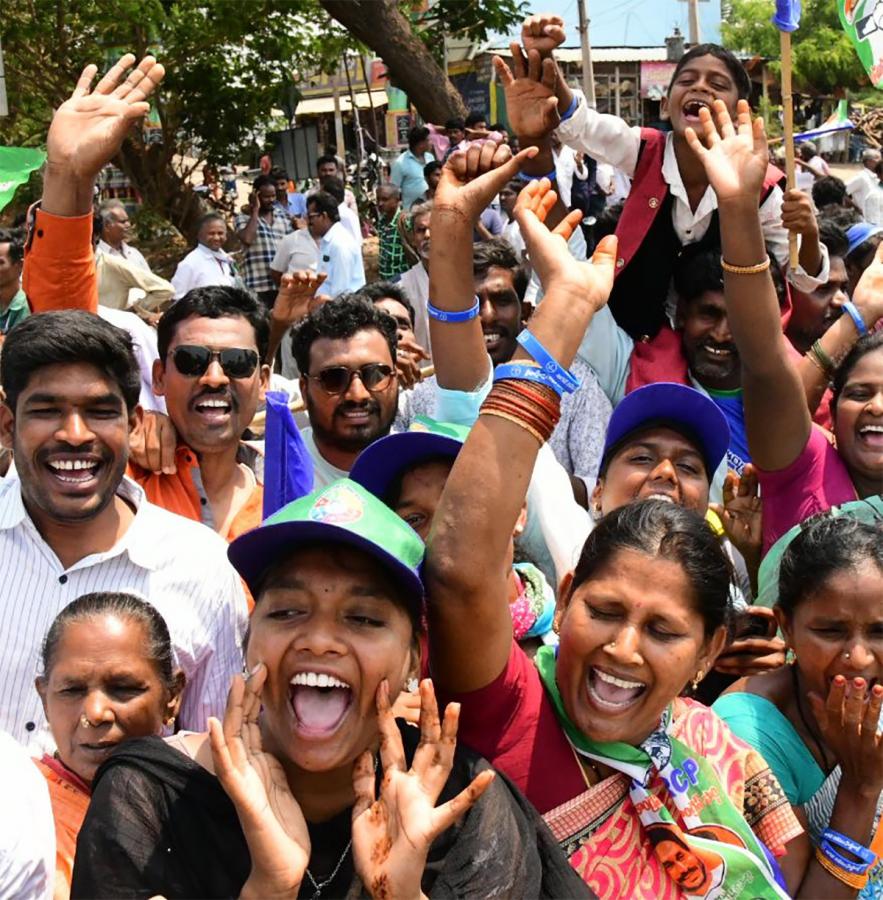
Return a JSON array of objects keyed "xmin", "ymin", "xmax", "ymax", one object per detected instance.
[
  {"xmin": 0, "ymin": 147, "xmax": 46, "ymax": 212},
  {"xmin": 840, "ymin": 0, "xmax": 883, "ymax": 87}
]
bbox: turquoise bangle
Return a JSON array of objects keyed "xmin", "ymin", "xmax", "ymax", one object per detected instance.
[{"xmin": 842, "ymin": 300, "xmax": 868, "ymax": 338}]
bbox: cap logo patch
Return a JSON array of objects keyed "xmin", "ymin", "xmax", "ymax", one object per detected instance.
[{"xmin": 309, "ymin": 483, "xmax": 364, "ymax": 525}]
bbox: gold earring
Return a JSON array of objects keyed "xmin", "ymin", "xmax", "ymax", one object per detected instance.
[{"xmin": 691, "ymin": 669, "xmax": 704, "ymax": 691}]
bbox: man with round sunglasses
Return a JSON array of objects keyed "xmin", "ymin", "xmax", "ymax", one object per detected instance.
[{"xmin": 128, "ymin": 285, "xmax": 272, "ymax": 541}]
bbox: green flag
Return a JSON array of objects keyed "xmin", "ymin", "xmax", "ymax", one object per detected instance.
[
  {"xmin": 839, "ymin": 0, "xmax": 883, "ymax": 87},
  {"xmin": 0, "ymin": 147, "xmax": 46, "ymax": 212}
]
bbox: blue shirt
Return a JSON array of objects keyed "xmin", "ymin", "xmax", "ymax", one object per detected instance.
[
  {"xmin": 391, "ymin": 150, "xmax": 435, "ymax": 209},
  {"xmin": 706, "ymin": 388, "xmax": 750, "ymax": 475},
  {"xmin": 286, "ymin": 193, "xmax": 307, "ymax": 218},
  {"xmin": 318, "ymin": 221, "xmax": 366, "ymax": 298}
]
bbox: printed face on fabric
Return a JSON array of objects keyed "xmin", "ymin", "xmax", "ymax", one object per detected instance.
[
  {"xmin": 554, "ymin": 548, "xmax": 721, "ymax": 747},
  {"xmin": 0, "ymin": 361, "xmax": 134, "ymax": 523},
  {"xmin": 244, "ymin": 495, "xmax": 420, "ymax": 773},
  {"xmin": 153, "ymin": 314, "xmax": 269, "ymax": 457},
  {"xmin": 592, "ymin": 426, "xmax": 710, "ymax": 518},
  {"xmin": 36, "ymin": 614, "xmax": 178, "ymax": 782},
  {"xmin": 301, "ymin": 328, "xmax": 399, "ymax": 456}
]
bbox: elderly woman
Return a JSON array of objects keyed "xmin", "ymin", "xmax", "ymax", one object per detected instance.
[{"xmin": 70, "ymin": 481, "xmax": 585, "ymax": 899}]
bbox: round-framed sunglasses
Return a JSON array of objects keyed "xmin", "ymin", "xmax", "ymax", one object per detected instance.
[
  {"xmin": 170, "ymin": 345, "xmax": 260, "ymax": 379},
  {"xmin": 307, "ymin": 363, "xmax": 395, "ymax": 395}
]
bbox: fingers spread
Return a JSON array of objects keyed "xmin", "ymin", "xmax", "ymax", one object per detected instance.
[
  {"xmin": 72, "ymin": 64, "xmax": 99, "ymax": 99},
  {"xmin": 94, "ymin": 54, "xmax": 137, "ymax": 95},
  {"xmin": 493, "ymin": 56, "xmax": 514, "ymax": 87},
  {"xmin": 376, "ymin": 680, "xmax": 406, "ymax": 773},
  {"xmin": 351, "ymin": 750, "xmax": 378, "ymax": 820},
  {"xmin": 430, "ymin": 770, "xmax": 495, "ymax": 836}
]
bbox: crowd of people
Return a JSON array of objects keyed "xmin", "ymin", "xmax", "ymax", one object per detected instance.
[{"xmin": 1, "ymin": 10, "xmax": 883, "ymax": 900}]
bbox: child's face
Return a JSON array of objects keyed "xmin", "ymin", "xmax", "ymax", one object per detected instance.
[{"xmin": 662, "ymin": 54, "xmax": 741, "ymax": 137}]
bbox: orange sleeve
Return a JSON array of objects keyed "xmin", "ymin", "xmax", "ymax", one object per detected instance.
[{"xmin": 22, "ymin": 207, "xmax": 98, "ymax": 314}]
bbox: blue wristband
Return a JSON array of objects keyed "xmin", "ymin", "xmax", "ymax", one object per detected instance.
[
  {"xmin": 559, "ymin": 94, "xmax": 579, "ymax": 123},
  {"xmin": 427, "ymin": 296, "xmax": 480, "ymax": 323},
  {"xmin": 819, "ymin": 840, "xmax": 872, "ymax": 875},
  {"xmin": 516, "ymin": 330, "xmax": 580, "ymax": 394},
  {"xmin": 821, "ymin": 829, "xmax": 877, "ymax": 867},
  {"xmin": 842, "ymin": 300, "xmax": 868, "ymax": 338},
  {"xmin": 517, "ymin": 168, "xmax": 557, "ymax": 182},
  {"xmin": 494, "ymin": 361, "xmax": 566, "ymax": 397}
]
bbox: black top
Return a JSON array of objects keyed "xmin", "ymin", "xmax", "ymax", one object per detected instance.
[{"xmin": 71, "ymin": 723, "xmax": 592, "ymax": 899}]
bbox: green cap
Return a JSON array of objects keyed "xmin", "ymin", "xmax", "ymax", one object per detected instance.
[{"xmin": 227, "ymin": 478, "xmax": 425, "ymax": 609}]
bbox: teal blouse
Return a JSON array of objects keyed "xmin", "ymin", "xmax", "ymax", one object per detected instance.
[{"xmin": 713, "ymin": 692, "xmax": 825, "ymax": 806}]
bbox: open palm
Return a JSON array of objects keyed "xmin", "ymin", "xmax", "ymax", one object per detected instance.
[
  {"xmin": 493, "ymin": 48, "xmax": 559, "ymax": 141},
  {"xmin": 47, "ymin": 55, "xmax": 165, "ymax": 178},
  {"xmin": 209, "ymin": 666, "xmax": 310, "ymax": 898},
  {"xmin": 351, "ymin": 679, "xmax": 494, "ymax": 900},
  {"xmin": 683, "ymin": 99, "xmax": 769, "ymax": 207}
]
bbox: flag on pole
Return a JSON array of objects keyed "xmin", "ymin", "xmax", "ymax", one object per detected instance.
[
  {"xmin": 840, "ymin": 0, "xmax": 883, "ymax": 87},
  {"xmin": 0, "ymin": 147, "xmax": 46, "ymax": 213},
  {"xmin": 772, "ymin": 0, "xmax": 801, "ymax": 31},
  {"xmin": 262, "ymin": 391, "xmax": 314, "ymax": 520},
  {"xmin": 793, "ymin": 99, "xmax": 854, "ymax": 142}
]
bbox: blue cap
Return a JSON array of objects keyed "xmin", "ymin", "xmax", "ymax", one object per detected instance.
[
  {"xmin": 349, "ymin": 417, "xmax": 468, "ymax": 502},
  {"xmin": 846, "ymin": 222, "xmax": 883, "ymax": 257},
  {"xmin": 228, "ymin": 479, "xmax": 425, "ymax": 610},
  {"xmin": 601, "ymin": 383, "xmax": 731, "ymax": 477}
]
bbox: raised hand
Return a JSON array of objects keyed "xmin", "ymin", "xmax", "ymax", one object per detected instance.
[
  {"xmin": 434, "ymin": 140, "xmax": 537, "ymax": 226},
  {"xmin": 684, "ymin": 99, "xmax": 769, "ymax": 208},
  {"xmin": 521, "ymin": 13, "xmax": 567, "ymax": 57},
  {"xmin": 780, "ymin": 189, "xmax": 819, "ymax": 240},
  {"xmin": 714, "ymin": 606, "xmax": 785, "ymax": 677},
  {"xmin": 493, "ymin": 49, "xmax": 560, "ymax": 141},
  {"xmin": 47, "ymin": 55, "xmax": 165, "ymax": 178},
  {"xmin": 272, "ymin": 270, "xmax": 327, "ymax": 328},
  {"xmin": 209, "ymin": 665, "xmax": 310, "ymax": 899},
  {"xmin": 709, "ymin": 464, "xmax": 762, "ymax": 566},
  {"xmin": 852, "ymin": 239, "xmax": 883, "ymax": 329},
  {"xmin": 351, "ymin": 679, "xmax": 494, "ymax": 900},
  {"xmin": 515, "ymin": 177, "xmax": 617, "ymax": 308},
  {"xmin": 809, "ymin": 676, "xmax": 883, "ymax": 798},
  {"xmin": 394, "ymin": 336, "xmax": 430, "ymax": 390}
]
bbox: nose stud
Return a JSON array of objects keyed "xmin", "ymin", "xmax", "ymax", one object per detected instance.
[
  {"xmin": 606, "ymin": 640, "xmax": 617, "ymax": 650},
  {"xmin": 80, "ymin": 714, "xmax": 94, "ymax": 728}
]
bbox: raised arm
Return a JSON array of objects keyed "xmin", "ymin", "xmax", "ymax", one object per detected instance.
[
  {"xmin": 685, "ymin": 100, "xmax": 811, "ymax": 472},
  {"xmin": 429, "ymin": 141, "xmax": 537, "ymax": 391},
  {"xmin": 425, "ymin": 181, "xmax": 617, "ymax": 693},
  {"xmin": 23, "ymin": 55, "xmax": 164, "ymax": 314}
]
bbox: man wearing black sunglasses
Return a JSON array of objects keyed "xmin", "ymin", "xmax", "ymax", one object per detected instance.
[
  {"xmin": 131, "ymin": 285, "xmax": 271, "ymax": 541},
  {"xmin": 292, "ymin": 297, "xmax": 400, "ymax": 485}
]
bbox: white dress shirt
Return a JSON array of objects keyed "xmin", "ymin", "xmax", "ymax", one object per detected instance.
[
  {"xmin": 847, "ymin": 167, "xmax": 882, "ymax": 216},
  {"xmin": 556, "ymin": 92, "xmax": 830, "ymax": 293},
  {"xmin": 0, "ymin": 732, "xmax": 54, "ymax": 900},
  {"xmin": 97, "ymin": 239, "xmax": 152, "ymax": 272},
  {"xmin": 171, "ymin": 244, "xmax": 237, "ymax": 299},
  {"xmin": 318, "ymin": 221, "xmax": 366, "ymax": 298},
  {"xmin": 0, "ymin": 476, "xmax": 248, "ymax": 754},
  {"xmin": 339, "ymin": 203, "xmax": 363, "ymax": 246},
  {"xmin": 399, "ymin": 262, "xmax": 431, "ymax": 353}
]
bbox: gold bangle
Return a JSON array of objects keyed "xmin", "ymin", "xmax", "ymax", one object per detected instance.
[
  {"xmin": 810, "ymin": 340, "xmax": 836, "ymax": 379},
  {"xmin": 814, "ymin": 846, "xmax": 870, "ymax": 890},
  {"xmin": 720, "ymin": 256, "xmax": 772, "ymax": 275},
  {"xmin": 805, "ymin": 350, "xmax": 828, "ymax": 377},
  {"xmin": 480, "ymin": 407, "xmax": 546, "ymax": 445}
]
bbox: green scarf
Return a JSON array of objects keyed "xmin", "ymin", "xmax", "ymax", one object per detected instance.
[{"xmin": 535, "ymin": 646, "xmax": 789, "ymax": 899}]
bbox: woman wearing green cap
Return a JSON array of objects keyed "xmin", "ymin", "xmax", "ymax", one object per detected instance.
[
  {"xmin": 420, "ymin": 162, "xmax": 845, "ymax": 895},
  {"xmin": 70, "ymin": 478, "xmax": 585, "ymax": 899}
]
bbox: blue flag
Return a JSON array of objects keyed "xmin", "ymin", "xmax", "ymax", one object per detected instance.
[
  {"xmin": 772, "ymin": 0, "xmax": 801, "ymax": 31},
  {"xmin": 262, "ymin": 391, "xmax": 314, "ymax": 520}
]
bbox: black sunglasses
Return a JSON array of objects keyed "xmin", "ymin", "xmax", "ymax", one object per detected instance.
[
  {"xmin": 170, "ymin": 345, "xmax": 260, "ymax": 379},
  {"xmin": 307, "ymin": 363, "xmax": 395, "ymax": 395}
]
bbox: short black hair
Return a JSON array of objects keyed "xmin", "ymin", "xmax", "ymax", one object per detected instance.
[
  {"xmin": 196, "ymin": 212, "xmax": 225, "ymax": 233},
  {"xmin": 465, "ymin": 111, "xmax": 486, "ymax": 128},
  {"xmin": 358, "ymin": 281, "xmax": 415, "ymax": 326},
  {"xmin": 572, "ymin": 499, "xmax": 733, "ymax": 637},
  {"xmin": 316, "ymin": 154, "xmax": 338, "ymax": 171},
  {"xmin": 473, "ymin": 238, "xmax": 528, "ymax": 300},
  {"xmin": 812, "ymin": 175, "xmax": 847, "ymax": 210},
  {"xmin": 407, "ymin": 126, "xmax": 430, "ymax": 151},
  {"xmin": 1, "ymin": 310, "xmax": 141, "ymax": 412},
  {"xmin": 292, "ymin": 296, "xmax": 397, "ymax": 375},
  {"xmin": 269, "ymin": 166, "xmax": 288, "ymax": 181},
  {"xmin": 820, "ymin": 204, "xmax": 862, "ymax": 230},
  {"xmin": 157, "ymin": 285, "xmax": 271, "ymax": 362},
  {"xmin": 320, "ymin": 175, "xmax": 345, "ymax": 205},
  {"xmin": 673, "ymin": 244, "xmax": 724, "ymax": 304},
  {"xmin": 253, "ymin": 173, "xmax": 275, "ymax": 192},
  {"xmin": 594, "ymin": 202, "xmax": 624, "ymax": 241},
  {"xmin": 669, "ymin": 44, "xmax": 751, "ymax": 102},
  {"xmin": 778, "ymin": 514, "xmax": 883, "ymax": 619},
  {"xmin": 445, "ymin": 117, "xmax": 465, "ymax": 131},
  {"xmin": 307, "ymin": 191, "xmax": 340, "ymax": 222},
  {"xmin": 817, "ymin": 218, "xmax": 849, "ymax": 260},
  {"xmin": 0, "ymin": 227, "xmax": 25, "ymax": 265},
  {"xmin": 423, "ymin": 160, "xmax": 442, "ymax": 179}
]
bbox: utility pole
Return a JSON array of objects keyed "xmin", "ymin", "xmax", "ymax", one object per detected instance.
[
  {"xmin": 687, "ymin": 0, "xmax": 701, "ymax": 45},
  {"xmin": 576, "ymin": 0, "xmax": 596, "ymax": 109},
  {"xmin": 0, "ymin": 36, "xmax": 8, "ymax": 117}
]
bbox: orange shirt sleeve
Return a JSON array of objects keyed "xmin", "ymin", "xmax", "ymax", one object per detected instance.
[{"xmin": 22, "ymin": 207, "xmax": 98, "ymax": 314}]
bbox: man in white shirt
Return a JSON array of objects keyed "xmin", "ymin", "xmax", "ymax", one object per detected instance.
[
  {"xmin": 847, "ymin": 148, "xmax": 883, "ymax": 218},
  {"xmin": 0, "ymin": 310, "xmax": 248, "ymax": 753},
  {"xmin": 320, "ymin": 175, "xmax": 363, "ymax": 247},
  {"xmin": 398, "ymin": 202, "xmax": 432, "ymax": 353},
  {"xmin": 307, "ymin": 191, "xmax": 365, "ymax": 298},
  {"xmin": 171, "ymin": 212, "xmax": 237, "ymax": 298},
  {"xmin": 96, "ymin": 199, "xmax": 152, "ymax": 271}
]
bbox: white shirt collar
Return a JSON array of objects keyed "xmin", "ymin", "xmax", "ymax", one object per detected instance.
[
  {"xmin": 196, "ymin": 243, "xmax": 233, "ymax": 262},
  {"xmin": 661, "ymin": 132, "xmax": 717, "ymax": 222}
]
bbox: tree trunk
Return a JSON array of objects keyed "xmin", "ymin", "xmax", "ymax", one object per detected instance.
[{"xmin": 319, "ymin": 0, "xmax": 467, "ymax": 124}]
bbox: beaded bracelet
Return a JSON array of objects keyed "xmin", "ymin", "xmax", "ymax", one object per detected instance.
[
  {"xmin": 494, "ymin": 361, "xmax": 566, "ymax": 397},
  {"xmin": 842, "ymin": 300, "xmax": 869, "ymax": 338},
  {"xmin": 427, "ymin": 296, "xmax": 480, "ymax": 323},
  {"xmin": 516, "ymin": 330, "xmax": 580, "ymax": 394},
  {"xmin": 559, "ymin": 94, "xmax": 579, "ymax": 123},
  {"xmin": 814, "ymin": 846, "xmax": 870, "ymax": 890}
]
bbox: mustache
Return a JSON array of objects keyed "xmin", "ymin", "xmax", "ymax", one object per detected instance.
[
  {"xmin": 334, "ymin": 399, "xmax": 380, "ymax": 417},
  {"xmin": 699, "ymin": 340, "xmax": 738, "ymax": 355}
]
